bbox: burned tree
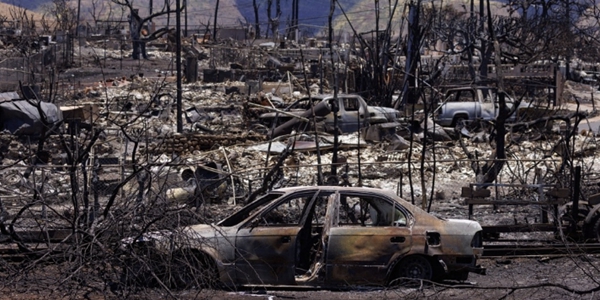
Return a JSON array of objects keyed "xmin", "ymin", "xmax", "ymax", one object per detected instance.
[
  {"xmin": 267, "ymin": 0, "xmax": 281, "ymax": 40},
  {"xmin": 111, "ymin": 0, "xmax": 185, "ymax": 59},
  {"xmin": 337, "ymin": 0, "xmax": 420, "ymax": 108},
  {"xmin": 43, "ymin": 0, "xmax": 78, "ymax": 33},
  {"xmin": 252, "ymin": 0, "xmax": 261, "ymax": 39}
]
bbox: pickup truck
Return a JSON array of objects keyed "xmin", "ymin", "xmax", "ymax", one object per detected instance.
[
  {"xmin": 435, "ymin": 86, "xmax": 527, "ymax": 127},
  {"xmin": 259, "ymin": 94, "xmax": 401, "ymax": 137}
]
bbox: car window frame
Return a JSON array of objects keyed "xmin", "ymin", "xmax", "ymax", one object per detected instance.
[
  {"xmin": 333, "ymin": 190, "xmax": 414, "ymax": 228},
  {"xmin": 217, "ymin": 191, "xmax": 284, "ymax": 226},
  {"xmin": 288, "ymin": 97, "xmax": 324, "ymax": 111},
  {"xmin": 240, "ymin": 190, "xmax": 323, "ymax": 228}
]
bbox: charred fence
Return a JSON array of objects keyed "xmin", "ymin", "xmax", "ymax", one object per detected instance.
[{"xmin": 0, "ymin": 34, "xmax": 74, "ymax": 91}]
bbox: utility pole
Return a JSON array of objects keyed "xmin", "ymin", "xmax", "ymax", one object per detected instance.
[
  {"xmin": 328, "ymin": 0, "xmax": 338, "ymax": 181},
  {"xmin": 399, "ymin": 0, "xmax": 420, "ymax": 107},
  {"xmin": 184, "ymin": 0, "xmax": 188, "ymax": 37},
  {"xmin": 290, "ymin": 0, "xmax": 299, "ymax": 42},
  {"xmin": 214, "ymin": 0, "xmax": 220, "ymax": 41},
  {"xmin": 479, "ymin": 0, "xmax": 486, "ymax": 79},
  {"xmin": 76, "ymin": 0, "xmax": 81, "ymax": 65},
  {"xmin": 176, "ymin": 0, "xmax": 183, "ymax": 133},
  {"xmin": 76, "ymin": 0, "xmax": 81, "ymax": 35},
  {"xmin": 294, "ymin": 0, "xmax": 299, "ymax": 42}
]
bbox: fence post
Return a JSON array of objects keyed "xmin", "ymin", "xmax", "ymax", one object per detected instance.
[
  {"xmin": 572, "ymin": 166, "xmax": 581, "ymax": 231},
  {"xmin": 537, "ymin": 168, "xmax": 548, "ymax": 223},
  {"xmin": 92, "ymin": 156, "xmax": 100, "ymax": 223}
]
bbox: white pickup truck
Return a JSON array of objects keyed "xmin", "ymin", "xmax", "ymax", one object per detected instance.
[{"xmin": 435, "ymin": 86, "xmax": 527, "ymax": 127}]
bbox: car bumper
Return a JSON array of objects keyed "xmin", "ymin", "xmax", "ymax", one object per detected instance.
[
  {"xmin": 440, "ymin": 254, "xmax": 486, "ymax": 275},
  {"xmin": 468, "ymin": 264, "xmax": 487, "ymax": 275},
  {"xmin": 435, "ymin": 118, "xmax": 452, "ymax": 127}
]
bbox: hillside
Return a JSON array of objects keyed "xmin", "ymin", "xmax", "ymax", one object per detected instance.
[
  {"xmin": 331, "ymin": 0, "xmax": 511, "ymax": 35},
  {"xmin": 0, "ymin": 2, "xmax": 46, "ymax": 21},
  {"xmin": 0, "ymin": 0, "xmax": 510, "ymax": 36},
  {"xmin": 1, "ymin": 0, "xmax": 45, "ymax": 10},
  {"xmin": 1, "ymin": 0, "xmax": 244, "ymax": 27}
]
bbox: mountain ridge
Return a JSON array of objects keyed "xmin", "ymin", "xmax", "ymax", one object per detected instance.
[{"xmin": 0, "ymin": 0, "xmax": 510, "ymax": 35}]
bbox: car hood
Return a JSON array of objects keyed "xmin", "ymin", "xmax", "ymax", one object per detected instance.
[
  {"xmin": 186, "ymin": 223, "xmax": 222, "ymax": 236},
  {"xmin": 259, "ymin": 109, "xmax": 305, "ymax": 119},
  {"xmin": 367, "ymin": 106, "xmax": 399, "ymax": 122},
  {"xmin": 368, "ymin": 106, "xmax": 398, "ymax": 115},
  {"xmin": 121, "ymin": 224, "xmax": 224, "ymax": 249}
]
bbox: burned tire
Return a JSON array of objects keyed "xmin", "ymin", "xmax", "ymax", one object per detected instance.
[
  {"xmin": 589, "ymin": 215, "xmax": 600, "ymax": 242},
  {"xmin": 447, "ymin": 270, "xmax": 469, "ymax": 282},
  {"xmin": 121, "ymin": 244, "xmax": 166, "ymax": 288},
  {"xmin": 122, "ymin": 259, "xmax": 159, "ymax": 287},
  {"xmin": 166, "ymin": 250, "xmax": 219, "ymax": 289},
  {"xmin": 390, "ymin": 255, "xmax": 434, "ymax": 286}
]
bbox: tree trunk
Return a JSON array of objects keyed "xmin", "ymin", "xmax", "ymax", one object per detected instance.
[{"xmin": 253, "ymin": 0, "xmax": 260, "ymax": 39}]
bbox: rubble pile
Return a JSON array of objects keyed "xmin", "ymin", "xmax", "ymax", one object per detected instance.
[
  {"xmin": 1, "ymin": 36, "xmax": 600, "ymax": 238},
  {"xmin": 148, "ymin": 132, "xmax": 264, "ymax": 154},
  {"xmin": 2, "ymin": 75, "xmax": 600, "ymax": 228}
]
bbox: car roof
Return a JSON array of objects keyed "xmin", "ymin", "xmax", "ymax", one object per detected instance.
[
  {"xmin": 272, "ymin": 185, "xmax": 403, "ymax": 202},
  {"xmin": 271, "ymin": 185, "xmax": 434, "ymax": 218},
  {"xmin": 300, "ymin": 94, "xmax": 360, "ymax": 100}
]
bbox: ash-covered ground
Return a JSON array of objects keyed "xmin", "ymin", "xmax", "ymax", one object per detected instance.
[{"xmin": 2, "ymin": 41, "xmax": 600, "ymax": 299}]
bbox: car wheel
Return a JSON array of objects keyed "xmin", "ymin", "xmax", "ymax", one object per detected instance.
[
  {"xmin": 391, "ymin": 255, "xmax": 434, "ymax": 286},
  {"xmin": 453, "ymin": 117, "xmax": 467, "ymax": 130}
]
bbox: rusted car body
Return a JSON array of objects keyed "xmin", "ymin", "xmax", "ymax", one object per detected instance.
[{"xmin": 125, "ymin": 186, "xmax": 484, "ymax": 288}]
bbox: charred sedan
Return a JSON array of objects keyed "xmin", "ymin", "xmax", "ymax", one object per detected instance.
[{"xmin": 123, "ymin": 186, "xmax": 485, "ymax": 288}]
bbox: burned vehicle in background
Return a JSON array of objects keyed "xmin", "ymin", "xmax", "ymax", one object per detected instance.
[
  {"xmin": 122, "ymin": 186, "xmax": 485, "ymax": 288},
  {"xmin": 259, "ymin": 94, "xmax": 400, "ymax": 138},
  {"xmin": 434, "ymin": 86, "xmax": 529, "ymax": 128}
]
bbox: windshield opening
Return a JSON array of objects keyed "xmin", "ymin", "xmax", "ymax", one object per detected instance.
[{"xmin": 217, "ymin": 192, "xmax": 283, "ymax": 226}]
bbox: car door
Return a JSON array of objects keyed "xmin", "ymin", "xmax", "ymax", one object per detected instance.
[
  {"xmin": 234, "ymin": 192, "xmax": 315, "ymax": 285},
  {"xmin": 458, "ymin": 89, "xmax": 478, "ymax": 120},
  {"xmin": 479, "ymin": 88, "xmax": 496, "ymax": 120},
  {"xmin": 325, "ymin": 192, "xmax": 413, "ymax": 285},
  {"xmin": 337, "ymin": 96, "xmax": 367, "ymax": 133}
]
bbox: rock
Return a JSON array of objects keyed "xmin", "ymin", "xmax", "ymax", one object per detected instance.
[
  {"xmin": 471, "ymin": 131, "xmax": 490, "ymax": 143},
  {"xmin": 422, "ymin": 118, "xmax": 452, "ymax": 141},
  {"xmin": 386, "ymin": 134, "xmax": 410, "ymax": 151}
]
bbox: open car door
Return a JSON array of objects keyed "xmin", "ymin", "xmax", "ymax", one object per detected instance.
[
  {"xmin": 296, "ymin": 191, "xmax": 339, "ymax": 283},
  {"xmin": 234, "ymin": 192, "xmax": 317, "ymax": 285}
]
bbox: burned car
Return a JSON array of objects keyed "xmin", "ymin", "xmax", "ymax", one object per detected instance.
[
  {"xmin": 123, "ymin": 186, "xmax": 484, "ymax": 288},
  {"xmin": 259, "ymin": 94, "xmax": 400, "ymax": 138}
]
